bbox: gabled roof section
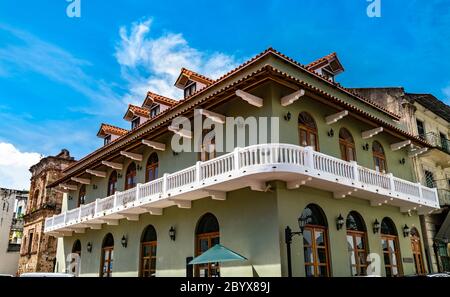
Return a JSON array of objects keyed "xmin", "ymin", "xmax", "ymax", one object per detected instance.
[
  {"xmin": 123, "ymin": 104, "xmax": 150, "ymax": 121},
  {"xmin": 174, "ymin": 68, "xmax": 214, "ymax": 89},
  {"xmin": 306, "ymin": 52, "xmax": 344, "ymax": 75},
  {"xmin": 96, "ymin": 123, "xmax": 128, "ymax": 138},
  {"xmin": 406, "ymin": 93, "xmax": 450, "ymax": 123},
  {"xmin": 142, "ymin": 91, "xmax": 178, "ymax": 108}
]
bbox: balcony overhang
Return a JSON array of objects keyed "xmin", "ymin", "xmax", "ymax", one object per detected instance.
[{"xmin": 45, "ymin": 144, "xmax": 440, "ymax": 236}]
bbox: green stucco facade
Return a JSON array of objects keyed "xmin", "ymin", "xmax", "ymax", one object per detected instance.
[{"xmin": 55, "ymin": 53, "xmax": 428, "ymax": 277}]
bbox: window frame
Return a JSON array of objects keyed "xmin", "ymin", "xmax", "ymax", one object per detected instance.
[
  {"xmin": 131, "ymin": 117, "xmax": 141, "ymax": 130},
  {"xmin": 339, "ymin": 128, "xmax": 356, "ymax": 162},
  {"xmin": 298, "ymin": 112, "xmax": 319, "ymax": 151},
  {"xmin": 107, "ymin": 171, "xmax": 117, "ymax": 196},
  {"xmin": 146, "ymin": 153, "xmax": 159, "ymax": 183},
  {"xmin": 346, "ymin": 229, "xmax": 368, "ymax": 276},
  {"xmin": 303, "ymin": 224, "xmax": 330, "ymax": 277},
  {"xmin": 125, "ymin": 163, "xmax": 137, "ymax": 190},
  {"xmin": 78, "ymin": 185, "xmax": 86, "ymax": 207},
  {"xmin": 372, "ymin": 141, "xmax": 387, "ymax": 173}
]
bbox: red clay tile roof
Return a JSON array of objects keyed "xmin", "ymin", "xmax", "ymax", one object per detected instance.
[
  {"xmin": 56, "ymin": 47, "xmax": 409, "ymax": 179},
  {"xmin": 124, "ymin": 104, "xmax": 150, "ymax": 121},
  {"xmin": 306, "ymin": 52, "xmax": 338, "ymax": 71},
  {"xmin": 97, "ymin": 123, "xmax": 128, "ymax": 138},
  {"xmin": 143, "ymin": 91, "xmax": 178, "ymax": 107},
  {"xmin": 175, "ymin": 67, "xmax": 214, "ymax": 88}
]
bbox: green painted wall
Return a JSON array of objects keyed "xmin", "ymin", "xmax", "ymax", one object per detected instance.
[
  {"xmin": 275, "ymin": 181, "xmax": 426, "ymax": 277},
  {"xmin": 60, "ymin": 187, "xmax": 281, "ymax": 277}
]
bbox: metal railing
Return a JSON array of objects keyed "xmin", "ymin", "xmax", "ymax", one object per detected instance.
[{"xmin": 45, "ymin": 143, "xmax": 440, "ymax": 232}]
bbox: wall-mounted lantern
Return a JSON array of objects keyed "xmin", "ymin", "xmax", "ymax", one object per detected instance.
[
  {"xmin": 403, "ymin": 224, "xmax": 410, "ymax": 237},
  {"xmin": 327, "ymin": 128, "xmax": 334, "ymax": 137},
  {"xmin": 121, "ymin": 235, "xmax": 128, "ymax": 248},
  {"xmin": 336, "ymin": 214, "xmax": 345, "ymax": 230},
  {"xmin": 284, "ymin": 111, "xmax": 292, "ymax": 121},
  {"xmin": 169, "ymin": 226, "xmax": 176, "ymax": 241},
  {"xmin": 87, "ymin": 242, "xmax": 92, "ymax": 253},
  {"xmin": 373, "ymin": 219, "xmax": 381, "ymax": 234}
]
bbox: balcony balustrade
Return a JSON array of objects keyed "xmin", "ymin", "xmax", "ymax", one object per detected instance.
[{"xmin": 44, "ymin": 143, "xmax": 440, "ymax": 235}]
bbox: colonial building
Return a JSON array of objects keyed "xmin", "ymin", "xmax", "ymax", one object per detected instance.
[
  {"xmin": 0, "ymin": 188, "xmax": 28, "ymax": 275},
  {"xmin": 17, "ymin": 149, "xmax": 75, "ymax": 274},
  {"xmin": 351, "ymin": 88, "xmax": 450, "ymax": 273},
  {"xmin": 46, "ymin": 48, "xmax": 440, "ymax": 277}
]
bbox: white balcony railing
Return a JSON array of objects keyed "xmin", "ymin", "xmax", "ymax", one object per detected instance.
[{"xmin": 44, "ymin": 143, "xmax": 440, "ymax": 234}]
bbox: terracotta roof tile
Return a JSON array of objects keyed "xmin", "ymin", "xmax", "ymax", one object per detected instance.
[
  {"xmin": 306, "ymin": 52, "xmax": 338, "ymax": 70},
  {"xmin": 124, "ymin": 104, "xmax": 150, "ymax": 120},
  {"xmin": 143, "ymin": 91, "xmax": 178, "ymax": 107},
  {"xmin": 97, "ymin": 123, "xmax": 128, "ymax": 138},
  {"xmin": 177, "ymin": 68, "xmax": 214, "ymax": 86}
]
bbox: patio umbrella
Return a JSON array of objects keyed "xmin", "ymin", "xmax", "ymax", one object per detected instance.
[{"xmin": 189, "ymin": 244, "xmax": 247, "ymax": 265}]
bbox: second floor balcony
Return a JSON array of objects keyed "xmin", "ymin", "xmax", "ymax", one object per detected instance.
[{"xmin": 44, "ymin": 143, "xmax": 440, "ymax": 235}]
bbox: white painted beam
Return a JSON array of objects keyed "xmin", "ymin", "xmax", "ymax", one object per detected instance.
[
  {"xmin": 333, "ymin": 189, "xmax": 358, "ymax": 199},
  {"xmin": 281, "ymin": 89, "xmax": 305, "ymax": 106},
  {"xmin": 325, "ymin": 110, "xmax": 348, "ymax": 125},
  {"xmin": 89, "ymin": 224, "xmax": 102, "ymax": 230},
  {"xmin": 60, "ymin": 183, "xmax": 78, "ymax": 191},
  {"xmin": 144, "ymin": 207, "xmax": 163, "ymax": 215},
  {"xmin": 99, "ymin": 219, "xmax": 119, "ymax": 226},
  {"xmin": 102, "ymin": 161, "xmax": 123, "ymax": 170},
  {"xmin": 199, "ymin": 109, "xmax": 226, "ymax": 124},
  {"xmin": 362, "ymin": 127, "xmax": 383, "ymax": 139},
  {"xmin": 53, "ymin": 188, "xmax": 69, "ymax": 194},
  {"xmin": 286, "ymin": 177, "xmax": 312, "ymax": 190},
  {"xmin": 142, "ymin": 140, "xmax": 166, "ymax": 151},
  {"xmin": 249, "ymin": 182, "xmax": 267, "ymax": 192},
  {"xmin": 408, "ymin": 147, "xmax": 428, "ymax": 157},
  {"xmin": 390, "ymin": 140, "xmax": 411, "ymax": 151},
  {"xmin": 120, "ymin": 151, "xmax": 143, "ymax": 162},
  {"xmin": 208, "ymin": 190, "xmax": 226, "ymax": 201},
  {"xmin": 124, "ymin": 214, "xmax": 139, "ymax": 221},
  {"xmin": 86, "ymin": 169, "xmax": 107, "ymax": 178},
  {"xmin": 235, "ymin": 90, "xmax": 263, "ymax": 107},
  {"xmin": 74, "ymin": 229, "xmax": 85, "ymax": 234},
  {"xmin": 168, "ymin": 126, "xmax": 193, "ymax": 139},
  {"xmin": 71, "ymin": 177, "xmax": 91, "ymax": 185},
  {"xmin": 169, "ymin": 199, "xmax": 192, "ymax": 209}
]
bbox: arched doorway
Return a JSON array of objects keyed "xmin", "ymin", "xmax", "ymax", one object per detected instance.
[
  {"xmin": 410, "ymin": 227, "xmax": 425, "ymax": 274},
  {"xmin": 346, "ymin": 211, "xmax": 368, "ymax": 276},
  {"xmin": 372, "ymin": 141, "xmax": 387, "ymax": 172},
  {"xmin": 339, "ymin": 128, "xmax": 356, "ymax": 161},
  {"xmin": 298, "ymin": 112, "xmax": 319, "ymax": 151},
  {"xmin": 300, "ymin": 204, "xmax": 330, "ymax": 277},
  {"xmin": 78, "ymin": 185, "xmax": 86, "ymax": 207},
  {"xmin": 125, "ymin": 163, "xmax": 137, "ymax": 190},
  {"xmin": 140, "ymin": 225, "xmax": 157, "ymax": 277},
  {"xmin": 100, "ymin": 233, "xmax": 114, "ymax": 277},
  {"xmin": 71, "ymin": 240, "xmax": 81, "ymax": 275},
  {"xmin": 107, "ymin": 171, "xmax": 117, "ymax": 196},
  {"xmin": 381, "ymin": 218, "xmax": 402, "ymax": 276},
  {"xmin": 195, "ymin": 213, "xmax": 220, "ymax": 277},
  {"xmin": 146, "ymin": 153, "xmax": 159, "ymax": 182}
]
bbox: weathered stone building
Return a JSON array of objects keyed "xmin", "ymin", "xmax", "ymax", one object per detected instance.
[
  {"xmin": 17, "ymin": 149, "xmax": 75, "ymax": 274},
  {"xmin": 351, "ymin": 87, "xmax": 450, "ymax": 273}
]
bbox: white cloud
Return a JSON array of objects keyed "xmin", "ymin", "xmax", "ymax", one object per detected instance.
[
  {"xmin": 115, "ymin": 18, "xmax": 240, "ymax": 101},
  {"xmin": 0, "ymin": 142, "xmax": 42, "ymax": 190}
]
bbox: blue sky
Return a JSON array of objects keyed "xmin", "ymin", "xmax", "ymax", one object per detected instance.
[{"xmin": 0, "ymin": 0, "xmax": 449, "ymax": 189}]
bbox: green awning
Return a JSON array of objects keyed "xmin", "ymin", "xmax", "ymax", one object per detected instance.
[{"xmin": 189, "ymin": 244, "xmax": 247, "ymax": 265}]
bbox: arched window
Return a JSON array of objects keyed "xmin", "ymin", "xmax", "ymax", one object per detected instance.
[
  {"xmin": 72, "ymin": 239, "xmax": 81, "ymax": 255},
  {"xmin": 410, "ymin": 227, "xmax": 425, "ymax": 274},
  {"xmin": 298, "ymin": 112, "xmax": 319, "ymax": 151},
  {"xmin": 78, "ymin": 185, "xmax": 86, "ymax": 207},
  {"xmin": 107, "ymin": 171, "xmax": 117, "ymax": 196},
  {"xmin": 346, "ymin": 211, "xmax": 368, "ymax": 276},
  {"xmin": 140, "ymin": 225, "xmax": 157, "ymax": 277},
  {"xmin": 100, "ymin": 233, "xmax": 114, "ymax": 277},
  {"xmin": 146, "ymin": 153, "xmax": 159, "ymax": 182},
  {"xmin": 300, "ymin": 204, "xmax": 330, "ymax": 277},
  {"xmin": 381, "ymin": 218, "xmax": 402, "ymax": 277},
  {"xmin": 339, "ymin": 128, "xmax": 356, "ymax": 161},
  {"xmin": 71, "ymin": 240, "xmax": 82, "ymax": 275},
  {"xmin": 125, "ymin": 163, "xmax": 137, "ymax": 190},
  {"xmin": 372, "ymin": 141, "xmax": 387, "ymax": 172},
  {"xmin": 196, "ymin": 213, "xmax": 220, "ymax": 277},
  {"xmin": 31, "ymin": 190, "xmax": 39, "ymax": 211}
]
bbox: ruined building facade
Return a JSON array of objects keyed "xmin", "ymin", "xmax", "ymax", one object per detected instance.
[{"xmin": 17, "ymin": 149, "xmax": 75, "ymax": 274}]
